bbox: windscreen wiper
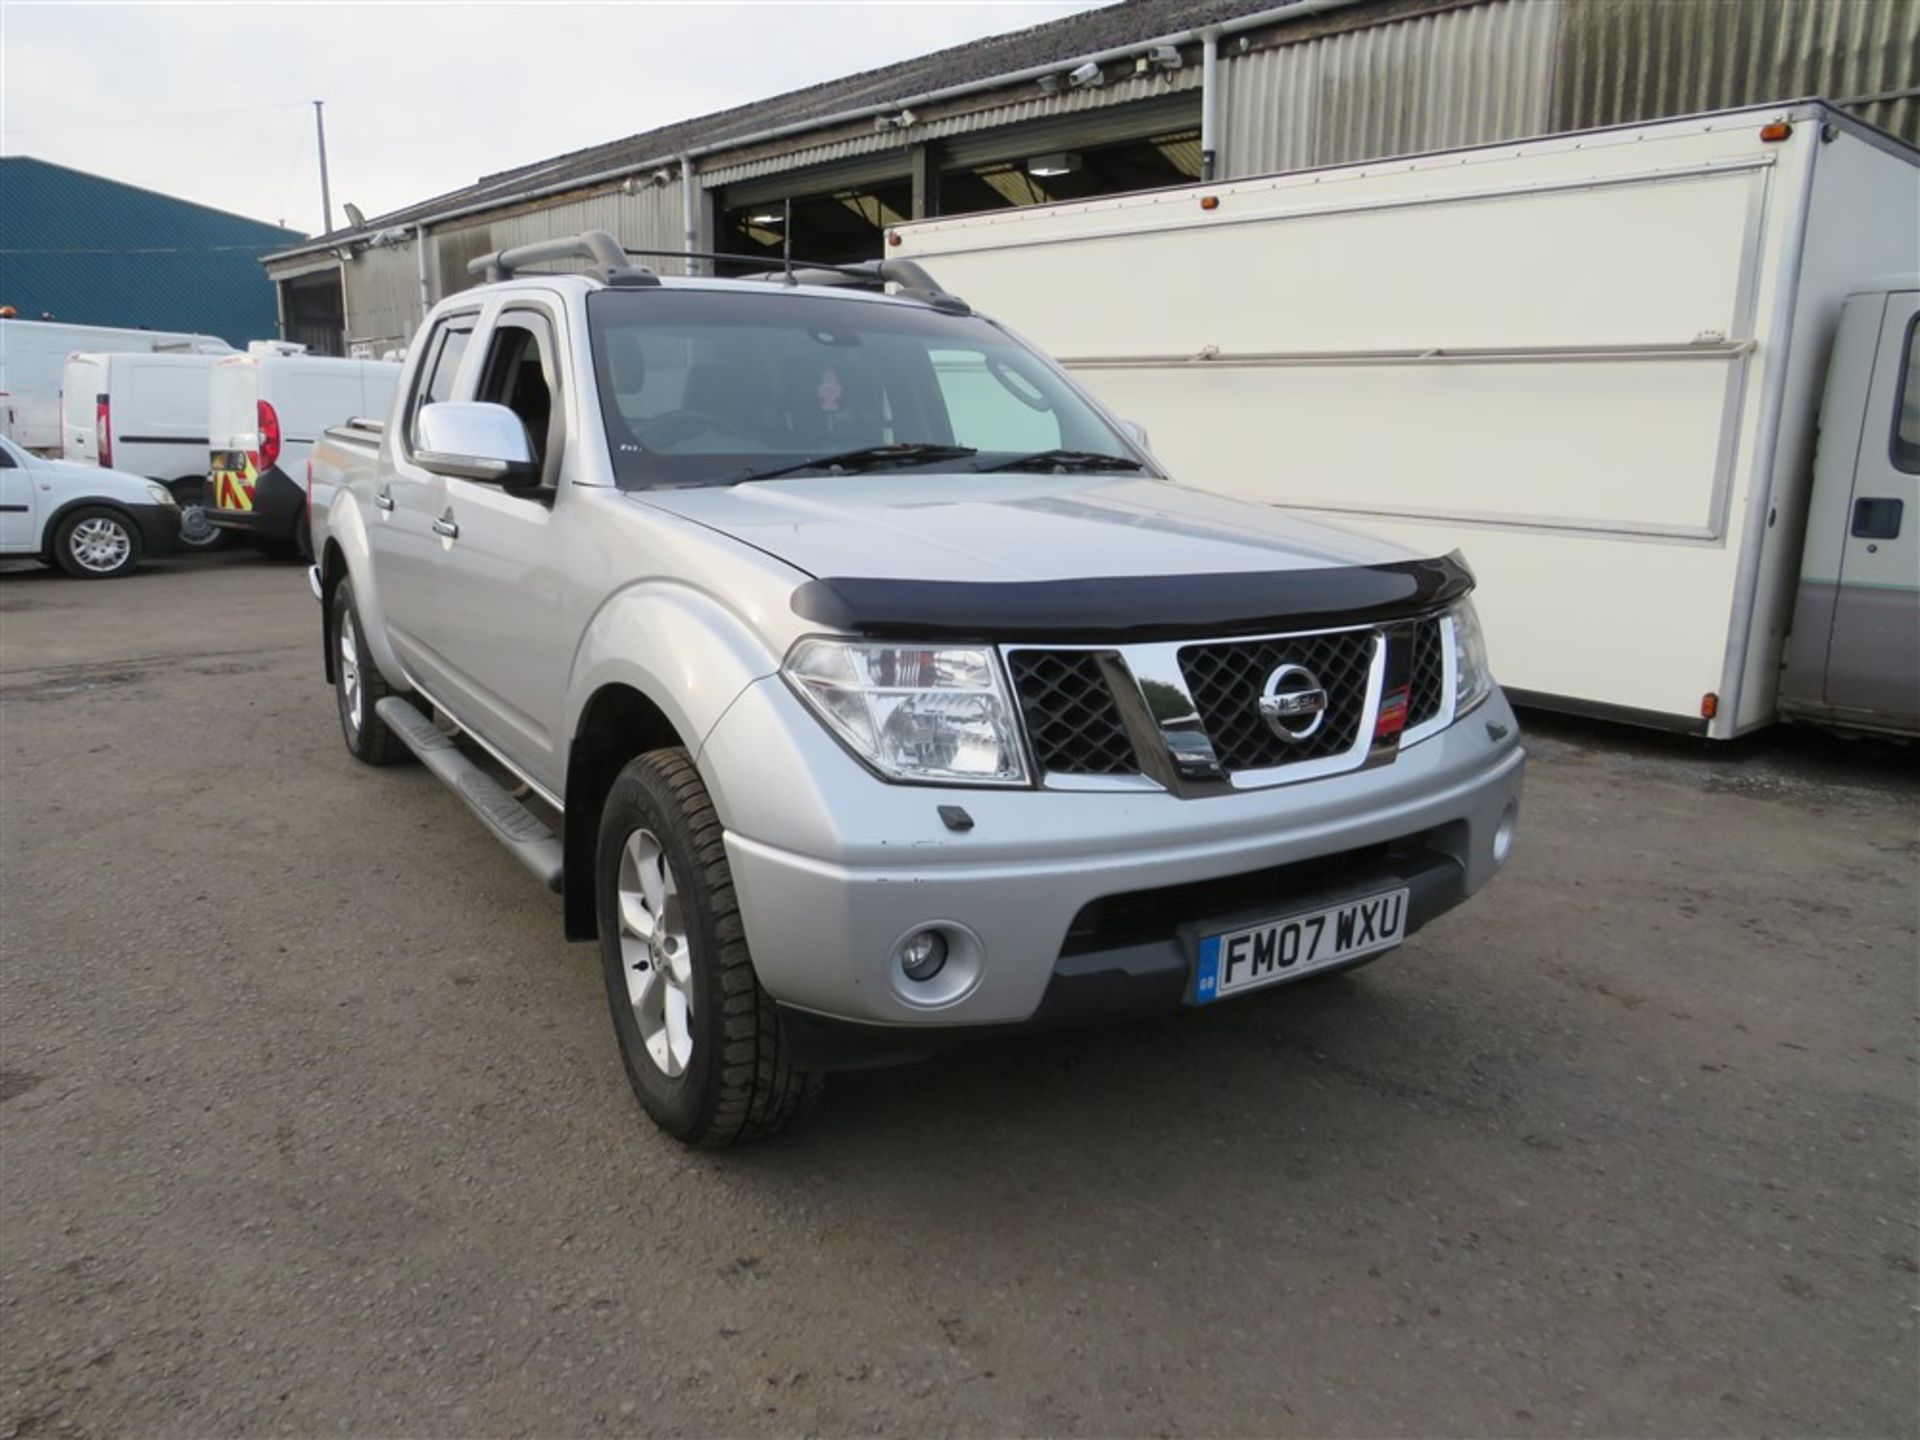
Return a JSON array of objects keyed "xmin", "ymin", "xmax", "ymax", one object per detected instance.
[
  {"xmin": 726, "ymin": 443, "xmax": 977, "ymax": 484},
  {"xmin": 975, "ymin": 449, "xmax": 1147, "ymax": 474}
]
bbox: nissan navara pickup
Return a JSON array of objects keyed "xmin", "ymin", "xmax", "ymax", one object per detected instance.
[{"xmin": 308, "ymin": 232, "xmax": 1525, "ymax": 1146}]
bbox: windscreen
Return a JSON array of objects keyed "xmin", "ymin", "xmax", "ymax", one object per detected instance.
[{"xmin": 586, "ymin": 288, "xmax": 1139, "ymax": 488}]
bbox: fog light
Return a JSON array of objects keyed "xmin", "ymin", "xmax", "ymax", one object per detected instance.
[
  {"xmin": 898, "ymin": 929, "xmax": 949, "ymax": 982},
  {"xmin": 1493, "ymin": 802, "xmax": 1519, "ymax": 868}
]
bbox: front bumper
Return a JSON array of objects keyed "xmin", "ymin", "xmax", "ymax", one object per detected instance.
[
  {"xmin": 700, "ymin": 675, "xmax": 1525, "ymax": 1047},
  {"xmin": 124, "ymin": 501, "xmax": 181, "ymax": 556}
]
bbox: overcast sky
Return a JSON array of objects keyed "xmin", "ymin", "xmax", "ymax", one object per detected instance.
[{"xmin": 1, "ymin": 1, "xmax": 1110, "ymax": 238}]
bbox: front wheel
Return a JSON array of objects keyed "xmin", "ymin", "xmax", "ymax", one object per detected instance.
[
  {"xmin": 596, "ymin": 749, "xmax": 820, "ymax": 1146},
  {"xmin": 52, "ymin": 506, "xmax": 141, "ymax": 578}
]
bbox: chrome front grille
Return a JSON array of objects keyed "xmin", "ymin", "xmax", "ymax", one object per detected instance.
[
  {"xmin": 1177, "ymin": 630, "xmax": 1378, "ymax": 771},
  {"xmin": 1407, "ymin": 616, "xmax": 1446, "ymax": 728},
  {"xmin": 1007, "ymin": 611, "xmax": 1454, "ymax": 792},
  {"xmin": 1006, "ymin": 649, "xmax": 1135, "ymax": 776}
]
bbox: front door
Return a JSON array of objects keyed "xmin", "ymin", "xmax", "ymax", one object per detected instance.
[
  {"xmin": 1826, "ymin": 293, "xmax": 1920, "ymax": 725},
  {"xmin": 369, "ymin": 315, "xmax": 474, "ymax": 686},
  {"xmin": 407, "ymin": 304, "xmax": 574, "ymax": 791},
  {"xmin": 0, "ymin": 440, "xmax": 38, "ymax": 551}
]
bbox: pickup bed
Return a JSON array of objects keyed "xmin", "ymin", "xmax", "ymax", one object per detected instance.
[{"xmin": 309, "ymin": 231, "xmax": 1525, "ymax": 1146}]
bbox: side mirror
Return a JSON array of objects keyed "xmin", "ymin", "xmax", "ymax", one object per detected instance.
[
  {"xmin": 1118, "ymin": 418, "xmax": 1151, "ymax": 451},
  {"xmin": 415, "ymin": 401, "xmax": 539, "ymax": 487}
]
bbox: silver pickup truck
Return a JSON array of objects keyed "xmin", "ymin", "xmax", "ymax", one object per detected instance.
[{"xmin": 308, "ymin": 231, "xmax": 1525, "ymax": 1146}]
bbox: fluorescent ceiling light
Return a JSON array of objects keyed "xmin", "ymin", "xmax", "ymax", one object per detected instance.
[{"xmin": 1027, "ymin": 152, "xmax": 1082, "ymax": 178}]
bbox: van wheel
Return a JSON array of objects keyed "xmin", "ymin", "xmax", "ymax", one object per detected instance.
[
  {"xmin": 52, "ymin": 507, "xmax": 141, "ymax": 578},
  {"xmin": 596, "ymin": 749, "xmax": 821, "ymax": 1146},
  {"xmin": 172, "ymin": 480, "xmax": 228, "ymax": 552},
  {"xmin": 330, "ymin": 578, "xmax": 404, "ymax": 765}
]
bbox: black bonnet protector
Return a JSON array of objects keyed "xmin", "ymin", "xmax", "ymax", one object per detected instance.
[{"xmin": 790, "ymin": 551, "xmax": 1474, "ymax": 643}]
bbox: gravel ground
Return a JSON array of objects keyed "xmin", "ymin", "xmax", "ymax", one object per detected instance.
[{"xmin": 2, "ymin": 553, "xmax": 1915, "ymax": 1438}]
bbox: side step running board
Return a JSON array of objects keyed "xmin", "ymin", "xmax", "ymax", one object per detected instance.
[{"xmin": 376, "ymin": 697, "xmax": 564, "ymax": 892}]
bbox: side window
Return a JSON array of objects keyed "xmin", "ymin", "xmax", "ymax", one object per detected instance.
[
  {"xmin": 928, "ymin": 347, "xmax": 1062, "ymax": 453},
  {"xmin": 1894, "ymin": 314, "xmax": 1920, "ymax": 475},
  {"xmin": 0, "ymin": 443, "xmax": 16, "ymax": 469},
  {"xmin": 474, "ymin": 312, "xmax": 560, "ymax": 485},
  {"xmin": 407, "ymin": 321, "xmax": 473, "ymax": 452}
]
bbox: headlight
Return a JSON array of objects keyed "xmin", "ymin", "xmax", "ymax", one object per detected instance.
[
  {"xmin": 146, "ymin": 482, "xmax": 177, "ymax": 507},
  {"xmin": 1449, "ymin": 598, "xmax": 1494, "ymax": 715},
  {"xmin": 784, "ymin": 639, "xmax": 1028, "ymax": 786}
]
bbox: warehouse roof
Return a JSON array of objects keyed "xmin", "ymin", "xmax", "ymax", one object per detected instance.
[
  {"xmin": 0, "ymin": 157, "xmax": 302, "ymax": 345},
  {"xmin": 267, "ymin": 0, "xmax": 1309, "ymax": 259}
]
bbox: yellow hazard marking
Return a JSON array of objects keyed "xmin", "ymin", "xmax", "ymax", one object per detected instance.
[{"xmin": 211, "ymin": 456, "xmax": 258, "ymax": 512}]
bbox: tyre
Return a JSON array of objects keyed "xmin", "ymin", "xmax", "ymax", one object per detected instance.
[
  {"xmin": 330, "ymin": 577, "xmax": 405, "ymax": 765},
  {"xmin": 596, "ymin": 749, "xmax": 821, "ymax": 1146},
  {"xmin": 171, "ymin": 480, "xmax": 229, "ymax": 553},
  {"xmin": 52, "ymin": 506, "xmax": 141, "ymax": 578}
]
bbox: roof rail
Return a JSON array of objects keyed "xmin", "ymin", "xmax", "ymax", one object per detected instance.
[
  {"xmin": 762, "ymin": 259, "xmax": 969, "ymax": 315},
  {"xmin": 615, "ymin": 247, "xmax": 971, "ymax": 315},
  {"xmin": 469, "ymin": 230, "xmax": 660, "ymax": 287}
]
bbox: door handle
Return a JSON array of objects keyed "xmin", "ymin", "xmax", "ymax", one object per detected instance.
[
  {"xmin": 375, "ymin": 486, "xmax": 395, "ymax": 512},
  {"xmin": 1851, "ymin": 497, "xmax": 1903, "ymax": 539},
  {"xmin": 432, "ymin": 515, "xmax": 460, "ymax": 539}
]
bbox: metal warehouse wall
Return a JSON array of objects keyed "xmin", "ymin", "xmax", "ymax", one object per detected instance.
[
  {"xmin": 1219, "ymin": 0, "xmax": 1916, "ymax": 179},
  {"xmin": 1219, "ymin": 0, "xmax": 1562, "ymax": 175},
  {"xmin": 1550, "ymin": 0, "xmax": 1918, "ymax": 144},
  {"xmin": 431, "ymin": 180, "xmax": 690, "ymax": 292},
  {"xmin": 700, "ymin": 68, "xmax": 1202, "ymax": 186},
  {"xmin": 304, "ymin": 0, "xmax": 1914, "ymax": 347},
  {"xmin": 342, "ymin": 241, "xmax": 424, "ymax": 355}
]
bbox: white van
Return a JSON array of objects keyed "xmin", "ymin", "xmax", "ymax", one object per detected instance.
[
  {"xmin": 2, "ymin": 319, "xmax": 230, "ymax": 453},
  {"xmin": 206, "ymin": 345, "xmax": 401, "ymax": 553},
  {"xmin": 61, "ymin": 351, "xmax": 230, "ymax": 550}
]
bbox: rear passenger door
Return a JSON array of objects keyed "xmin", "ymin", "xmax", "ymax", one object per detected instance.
[
  {"xmin": 408, "ymin": 301, "xmax": 573, "ymax": 786},
  {"xmin": 370, "ymin": 313, "xmax": 474, "ymax": 682},
  {"xmin": 1826, "ymin": 294, "xmax": 1920, "ymax": 725}
]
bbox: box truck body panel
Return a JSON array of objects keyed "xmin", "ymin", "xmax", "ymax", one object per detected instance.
[{"xmin": 892, "ymin": 104, "xmax": 1920, "ymax": 736}]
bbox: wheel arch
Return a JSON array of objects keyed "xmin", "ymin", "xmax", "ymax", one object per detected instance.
[
  {"xmin": 319, "ymin": 537, "xmax": 350, "ymax": 683},
  {"xmin": 563, "ymin": 681, "xmax": 689, "ymax": 941}
]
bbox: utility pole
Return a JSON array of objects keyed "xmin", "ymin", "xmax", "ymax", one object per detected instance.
[{"xmin": 313, "ymin": 100, "xmax": 334, "ymax": 235}]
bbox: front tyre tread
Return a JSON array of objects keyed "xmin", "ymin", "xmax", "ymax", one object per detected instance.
[{"xmin": 598, "ymin": 749, "xmax": 820, "ymax": 1147}]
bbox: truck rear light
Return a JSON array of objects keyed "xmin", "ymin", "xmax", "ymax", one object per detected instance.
[
  {"xmin": 94, "ymin": 394, "xmax": 111, "ymax": 468},
  {"xmin": 258, "ymin": 399, "xmax": 282, "ymax": 470}
]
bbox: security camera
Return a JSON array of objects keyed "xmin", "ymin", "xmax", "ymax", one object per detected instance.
[
  {"xmin": 1149, "ymin": 43, "xmax": 1182, "ymax": 68},
  {"xmin": 651, "ymin": 167, "xmax": 673, "ymax": 186},
  {"xmin": 1068, "ymin": 60, "xmax": 1104, "ymax": 88}
]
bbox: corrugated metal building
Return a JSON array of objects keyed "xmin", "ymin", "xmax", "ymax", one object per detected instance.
[
  {"xmin": 2, "ymin": 157, "xmax": 301, "ymax": 345},
  {"xmin": 261, "ymin": 0, "xmax": 1918, "ymax": 354}
]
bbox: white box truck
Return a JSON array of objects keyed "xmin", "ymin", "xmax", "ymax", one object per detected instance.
[
  {"xmin": 890, "ymin": 102, "xmax": 1920, "ymax": 739},
  {"xmin": 0, "ymin": 318, "xmax": 229, "ymax": 453},
  {"xmin": 60, "ymin": 350, "xmax": 234, "ymax": 550}
]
